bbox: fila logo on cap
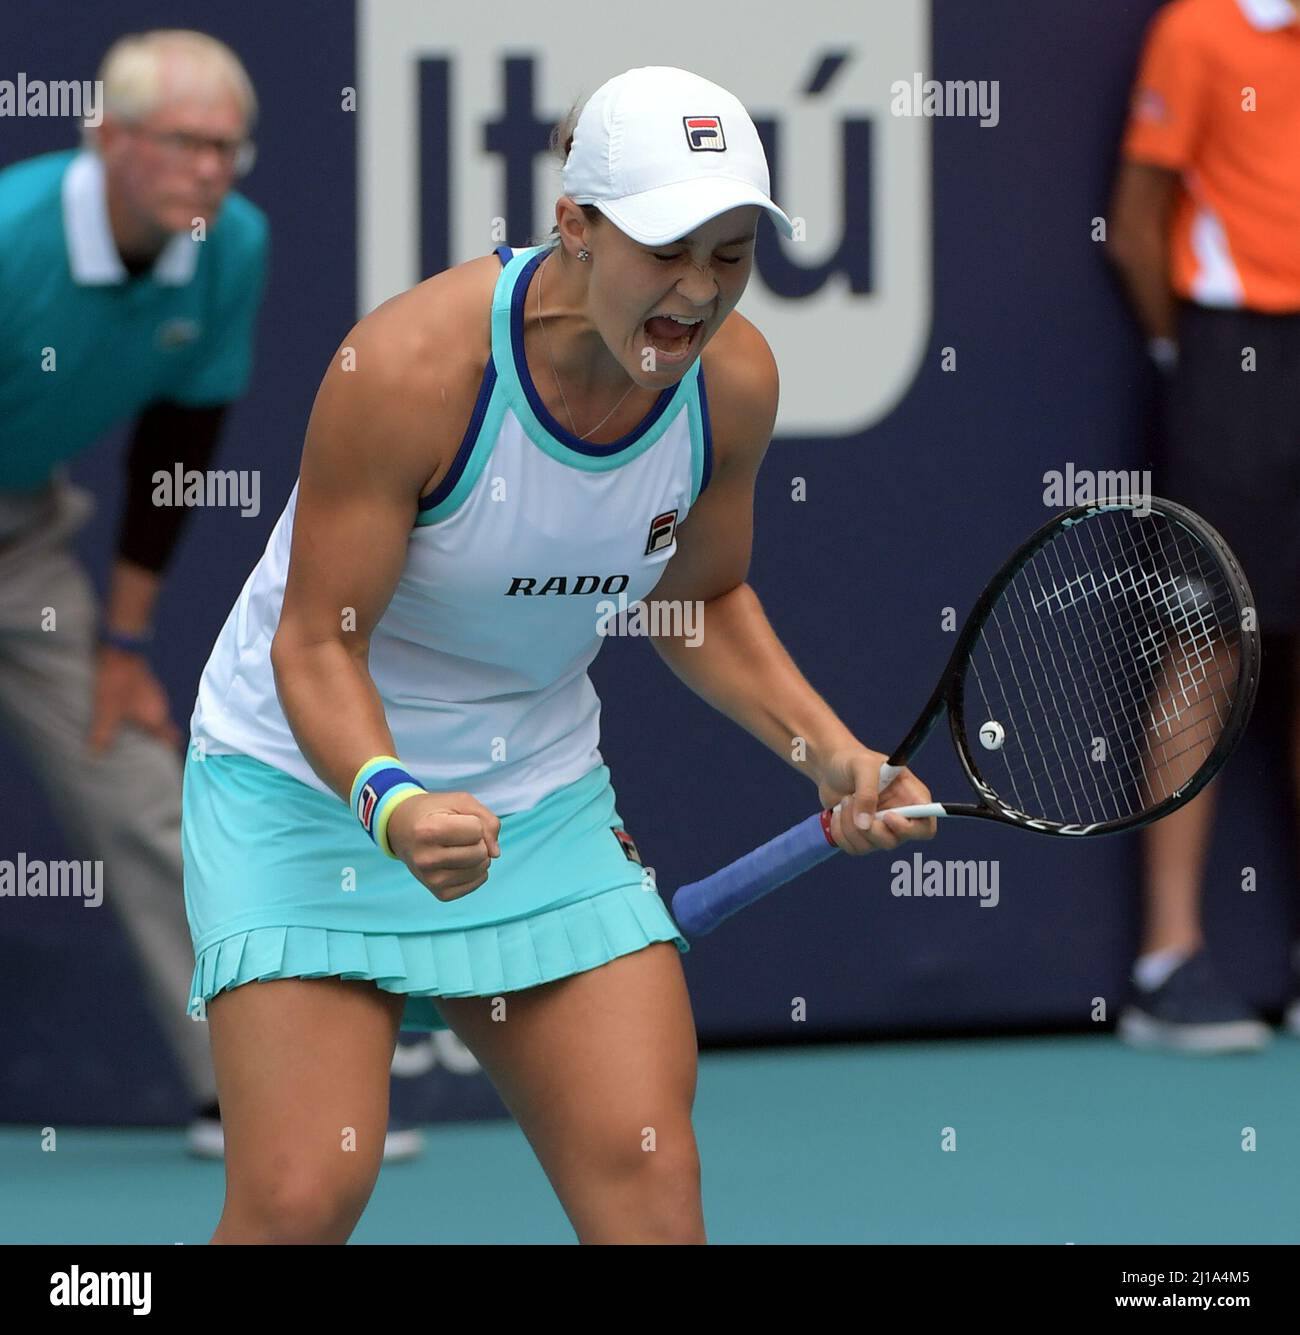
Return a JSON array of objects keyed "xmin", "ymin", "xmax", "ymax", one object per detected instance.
[
  {"xmin": 682, "ymin": 115, "xmax": 725, "ymax": 151},
  {"xmin": 645, "ymin": 509, "xmax": 678, "ymax": 554}
]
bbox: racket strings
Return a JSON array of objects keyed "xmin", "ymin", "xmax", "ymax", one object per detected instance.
[
  {"xmin": 973, "ymin": 536, "xmax": 1165, "ymax": 825},
  {"xmin": 1075, "ymin": 513, "xmax": 1236, "ymax": 809},
  {"xmin": 1066, "ymin": 521, "xmax": 1216, "ymax": 803},
  {"xmin": 1019, "ymin": 556, "xmax": 1149, "ymax": 818},
  {"xmin": 1063, "ymin": 513, "xmax": 1235, "ymax": 811},
  {"xmin": 964, "ymin": 509, "xmax": 1243, "ymax": 828},
  {"xmin": 1100, "ymin": 515, "xmax": 1239, "ymax": 802},
  {"xmin": 978, "ymin": 612, "xmax": 1073, "ymax": 820},
  {"xmin": 975, "ymin": 578, "xmax": 1149, "ymax": 828},
  {"xmin": 1014, "ymin": 574, "xmax": 1128, "ymax": 822}
]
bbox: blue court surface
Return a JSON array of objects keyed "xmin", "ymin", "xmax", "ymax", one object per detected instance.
[{"xmin": 3, "ymin": 1033, "xmax": 1296, "ymax": 1244}]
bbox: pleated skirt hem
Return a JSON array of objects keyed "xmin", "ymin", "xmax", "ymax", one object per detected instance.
[{"xmin": 187, "ymin": 881, "xmax": 688, "ymax": 1032}]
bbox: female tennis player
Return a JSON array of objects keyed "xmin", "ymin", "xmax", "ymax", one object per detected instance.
[{"xmin": 183, "ymin": 65, "xmax": 936, "ymax": 1245}]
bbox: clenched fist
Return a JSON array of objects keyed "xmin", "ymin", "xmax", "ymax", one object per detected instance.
[{"xmin": 384, "ymin": 791, "xmax": 502, "ymax": 901}]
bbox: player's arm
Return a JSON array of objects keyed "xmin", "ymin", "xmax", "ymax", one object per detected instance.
[
  {"xmin": 270, "ymin": 295, "xmax": 501, "ymax": 893},
  {"xmin": 648, "ymin": 321, "xmax": 843, "ymax": 776},
  {"xmin": 269, "ymin": 311, "xmax": 431, "ymax": 801},
  {"xmin": 648, "ymin": 320, "xmax": 932, "ymax": 851}
]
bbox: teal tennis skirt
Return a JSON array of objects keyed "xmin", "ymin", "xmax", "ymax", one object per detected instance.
[{"xmin": 181, "ymin": 750, "xmax": 689, "ymax": 1032}]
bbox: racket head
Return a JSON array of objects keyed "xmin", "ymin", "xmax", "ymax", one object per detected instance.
[{"xmin": 941, "ymin": 497, "xmax": 1259, "ymax": 835}]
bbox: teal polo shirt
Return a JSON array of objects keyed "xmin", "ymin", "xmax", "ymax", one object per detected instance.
[{"xmin": 0, "ymin": 148, "xmax": 269, "ymax": 491}]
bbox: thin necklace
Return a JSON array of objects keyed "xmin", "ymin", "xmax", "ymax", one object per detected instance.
[{"xmin": 537, "ymin": 251, "xmax": 637, "ymax": 441}]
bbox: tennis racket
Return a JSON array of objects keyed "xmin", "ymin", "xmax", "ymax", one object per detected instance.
[{"xmin": 672, "ymin": 496, "xmax": 1260, "ymax": 936}]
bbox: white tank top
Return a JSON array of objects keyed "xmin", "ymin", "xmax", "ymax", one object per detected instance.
[{"xmin": 190, "ymin": 243, "xmax": 715, "ymax": 814}]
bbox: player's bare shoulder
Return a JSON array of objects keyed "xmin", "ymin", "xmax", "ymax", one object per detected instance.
[
  {"xmin": 699, "ymin": 309, "xmax": 779, "ymax": 474},
  {"xmin": 320, "ymin": 254, "xmax": 502, "ymax": 496}
]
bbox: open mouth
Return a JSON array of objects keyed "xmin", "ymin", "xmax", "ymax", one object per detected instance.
[{"xmin": 641, "ymin": 314, "xmax": 705, "ymax": 366}]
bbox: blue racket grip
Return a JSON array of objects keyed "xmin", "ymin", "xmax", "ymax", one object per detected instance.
[{"xmin": 671, "ymin": 811, "xmax": 840, "ymax": 937}]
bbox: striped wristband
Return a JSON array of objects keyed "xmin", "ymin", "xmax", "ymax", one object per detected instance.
[{"xmin": 351, "ymin": 756, "xmax": 425, "ymax": 858}]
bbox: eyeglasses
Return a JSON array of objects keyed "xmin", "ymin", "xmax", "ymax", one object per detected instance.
[{"xmin": 125, "ymin": 125, "xmax": 257, "ymax": 177}]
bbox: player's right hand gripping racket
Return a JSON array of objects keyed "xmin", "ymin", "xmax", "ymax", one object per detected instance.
[{"xmin": 672, "ymin": 497, "xmax": 1260, "ymax": 936}]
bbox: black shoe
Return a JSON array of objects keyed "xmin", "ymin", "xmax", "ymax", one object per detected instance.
[{"xmin": 1118, "ymin": 949, "xmax": 1270, "ymax": 1053}]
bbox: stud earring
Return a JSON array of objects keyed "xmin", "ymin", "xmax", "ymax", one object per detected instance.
[{"xmin": 577, "ymin": 248, "xmax": 590, "ymax": 261}]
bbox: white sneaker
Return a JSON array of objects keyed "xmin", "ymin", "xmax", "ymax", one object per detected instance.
[
  {"xmin": 185, "ymin": 1108, "xmax": 225, "ymax": 1160},
  {"xmin": 380, "ymin": 1124, "xmax": 426, "ymax": 1162}
]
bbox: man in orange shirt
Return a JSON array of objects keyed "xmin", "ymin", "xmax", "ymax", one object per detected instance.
[{"xmin": 1107, "ymin": 0, "xmax": 1300, "ymax": 1051}]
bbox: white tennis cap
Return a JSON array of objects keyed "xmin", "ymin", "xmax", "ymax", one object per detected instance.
[{"xmin": 561, "ymin": 66, "xmax": 795, "ymax": 246}]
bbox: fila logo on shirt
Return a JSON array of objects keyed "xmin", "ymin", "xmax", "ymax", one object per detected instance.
[
  {"xmin": 645, "ymin": 508, "xmax": 678, "ymax": 555},
  {"xmin": 683, "ymin": 115, "xmax": 725, "ymax": 152}
]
